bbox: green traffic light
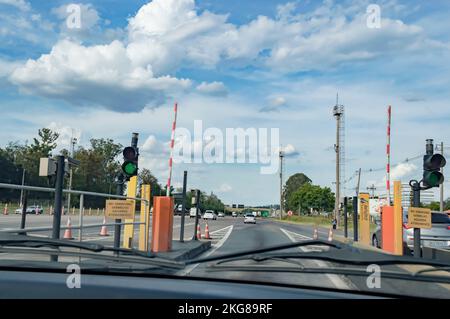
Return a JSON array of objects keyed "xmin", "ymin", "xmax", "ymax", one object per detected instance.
[
  {"xmin": 423, "ymin": 171, "xmax": 443, "ymax": 188},
  {"xmin": 122, "ymin": 161, "xmax": 138, "ymax": 176}
]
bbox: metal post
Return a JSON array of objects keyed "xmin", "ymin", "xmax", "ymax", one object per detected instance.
[
  {"xmin": 180, "ymin": 171, "xmax": 187, "ymax": 242},
  {"xmin": 19, "ymin": 191, "xmax": 28, "ymax": 235},
  {"xmin": 78, "ymin": 194, "xmax": 84, "ymax": 242},
  {"xmin": 114, "ymin": 175, "xmax": 125, "ymax": 252},
  {"xmin": 440, "ymin": 142, "xmax": 444, "ymax": 212},
  {"xmin": 335, "ymin": 113, "xmax": 341, "ymax": 228},
  {"xmin": 412, "ymin": 182, "xmax": 421, "ymax": 258},
  {"xmin": 51, "ymin": 155, "xmax": 65, "ymax": 262},
  {"xmin": 19, "ymin": 168, "xmax": 26, "ymax": 207},
  {"xmin": 353, "ymin": 196, "xmax": 358, "ymax": 242},
  {"xmin": 279, "ymin": 151, "xmax": 284, "ymax": 220},
  {"xmin": 193, "ymin": 189, "xmax": 200, "ymax": 241},
  {"xmin": 344, "ymin": 197, "xmax": 348, "ymax": 238},
  {"xmin": 67, "ymin": 137, "xmax": 77, "ymax": 216}
]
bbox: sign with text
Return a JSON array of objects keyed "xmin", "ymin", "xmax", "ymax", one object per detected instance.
[
  {"xmin": 105, "ymin": 200, "xmax": 134, "ymax": 219},
  {"xmin": 359, "ymin": 193, "xmax": 371, "ymax": 245},
  {"xmin": 408, "ymin": 207, "xmax": 432, "ymax": 229}
]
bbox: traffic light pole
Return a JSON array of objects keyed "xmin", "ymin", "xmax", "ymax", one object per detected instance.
[
  {"xmin": 114, "ymin": 174, "xmax": 125, "ymax": 254},
  {"xmin": 51, "ymin": 155, "xmax": 65, "ymax": 262},
  {"xmin": 412, "ymin": 181, "xmax": 421, "ymax": 258}
]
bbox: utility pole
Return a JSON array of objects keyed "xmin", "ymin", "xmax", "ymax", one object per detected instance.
[
  {"xmin": 333, "ymin": 94, "xmax": 344, "ymax": 228},
  {"xmin": 279, "ymin": 150, "xmax": 284, "ymax": 220},
  {"xmin": 367, "ymin": 184, "xmax": 377, "ymax": 199}
]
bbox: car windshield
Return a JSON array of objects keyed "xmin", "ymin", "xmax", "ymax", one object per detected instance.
[
  {"xmin": 432, "ymin": 213, "xmax": 450, "ymax": 224},
  {"xmin": 0, "ymin": 0, "xmax": 450, "ymax": 300}
]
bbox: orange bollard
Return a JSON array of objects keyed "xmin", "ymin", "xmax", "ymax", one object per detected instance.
[
  {"xmin": 99, "ymin": 217, "xmax": 109, "ymax": 236},
  {"xmin": 151, "ymin": 197, "xmax": 174, "ymax": 253},
  {"xmin": 64, "ymin": 217, "xmax": 74, "ymax": 240},
  {"xmin": 204, "ymin": 222, "xmax": 211, "ymax": 240},
  {"xmin": 328, "ymin": 228, "xmax": 333, "ymax": 242},
  {"xmin": 313, "ymin": 228, "xmax": 319, "ymax": 240},
  {"xmin": 197, "ymin": 224, "xmax": 202, "ymax": 240}
]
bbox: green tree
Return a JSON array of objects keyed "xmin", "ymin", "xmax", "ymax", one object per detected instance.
[
  {"xmin": 283, "ymin": 173, "xmax": 312, "ymax": 211},
  {"xmin": 425, "ymin": 202, "xmax": 441, "ymax": 211},
  {"xmin": 288, "ymin": 184, "xmax": 335, "ymax": 214},
  {"xmin": 72, "ymin": 138, "xmax": 122, "ymax": 207},
  {"xmin": 139, "ymin": 168, "xmax": 162, "ymax": 197}
]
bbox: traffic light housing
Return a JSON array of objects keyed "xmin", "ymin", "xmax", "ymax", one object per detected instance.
[
  {"xmin": 121, "ymin": 146, "xmax": 139, "ymax": 180},
  {"xmin": 423, "ymin": 154, "xmax": 446, "ymax": 188}
]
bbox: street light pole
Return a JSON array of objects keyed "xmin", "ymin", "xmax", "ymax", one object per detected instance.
[{"xmin": 67, "ymin": 137, "xmax": 77, "ymax": 215}]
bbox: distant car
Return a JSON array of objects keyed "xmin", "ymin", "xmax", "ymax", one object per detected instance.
[
  {"xmin": 372, "ymin": 210, "xmax": 450, "ymax": 250},
  {"xmin": 203, "ymin": 210, "xmax": 217, "ymax": 220},
  {"xmin": 244, "ymin": 213, "xmax": 256, "ymax": 224},
  {"xmin": 16, "ymin": 206, "xmax": 44, "ymax": 215},
  {"xmin": 232, "ymin": 212, "xmax": 238, "ymax": 218},
  {"xmin": 189, "ymin": 207, "xmax": 201, "ymax": 219},
  {"xmin": 174, "ymin": 204, "xmax": 188, "ymax": 216},
  {"xmin": 28, "ymin": 206, "xmax": 44, "ymax": 214},
  {"xmin": 218, "ymin": 212, "xmax": 225, "ymax": 217}
]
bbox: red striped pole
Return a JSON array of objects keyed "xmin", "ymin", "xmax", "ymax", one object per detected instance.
[
  {"xmin": 386, "ymin": 105, "xmax": 392, "ymax": 204},
  {"xmin": 167, "ymin": 102, "xmax": 178, "ymax": 196}
]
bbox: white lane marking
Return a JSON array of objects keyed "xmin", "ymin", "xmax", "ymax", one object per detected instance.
[
  {"xmin": 280, "ymin": 228, "xmax": 350, "ymax": 290},
  {"xmin": 176, "ymin": 225, "xmax": 234, "ymax": 276}
]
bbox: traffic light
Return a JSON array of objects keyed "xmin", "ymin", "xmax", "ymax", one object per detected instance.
[
  {"xmin": 423, "ymin": 153, "xmax": 446, "ymax": 188},
  {"xmin": 121, "ymin": 146, "xmax": 139, "ymax": 180}
]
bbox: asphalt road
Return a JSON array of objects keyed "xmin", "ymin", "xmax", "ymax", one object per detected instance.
[{"xmin": 1, "ymin": 214, "xmax": 449, "ymax": 297}]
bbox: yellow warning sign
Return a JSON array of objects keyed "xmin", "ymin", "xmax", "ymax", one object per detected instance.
[
  {"xmin": 359, "ymin": 193, "xmax": 371, "ymax": 245},
  {"xmin": 105, "ymin": 200, "xmax": 135, "ymax": 219},
  {"xmin": 408, "ymin": 207, "xmax": 432, "ymax": 229}
]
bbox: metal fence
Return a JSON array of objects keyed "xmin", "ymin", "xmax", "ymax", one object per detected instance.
[{"xmin": 0, "ymin": 183, "xmax": 149, "ymax": 248}]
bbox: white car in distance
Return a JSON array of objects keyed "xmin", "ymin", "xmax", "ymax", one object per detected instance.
[
  {"xmin": 244, "ymin": 213, "xmax": 256, "ymax": 224},
  {"xmin": 203, "ymin": 210, "xmax": 217, "ymax": 220}
]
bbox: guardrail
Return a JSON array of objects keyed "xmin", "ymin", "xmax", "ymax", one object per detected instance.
[{"xmin": 0, "ymin": 183, "xmax": 149, "ymax": 250}]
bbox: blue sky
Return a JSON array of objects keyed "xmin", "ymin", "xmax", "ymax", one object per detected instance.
[{"xmin": 0, "ymin": 0, "xmax": 450, "ymax": 205}]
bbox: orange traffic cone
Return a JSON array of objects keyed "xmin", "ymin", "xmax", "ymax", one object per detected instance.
[
  {"xmin": 3, "ymin": 204, "xmax": 8, "ymax": 215},
  {"xmin": 64, "ymin": 217, "xmax": 74, "ymax": 240},
  {"xmin": 197, "ymin": 224, "xmax": 202, "ymax": 240},
  {"xmin": 328, "ymin": 228, "xmax": 333, "ymax": 242},
  {"xmin": 99, "ymin": 217, "xmax": 109, "ymax": 236},
  {"xmin": 313, "ymin": 228, "xmax": 319, "ymax": 240},
  {"xmin": 204, "ymin": 223, "xmax": 211, "ymax": 240}
]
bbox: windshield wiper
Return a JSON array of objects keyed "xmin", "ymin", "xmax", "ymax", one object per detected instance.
[
  {"xmin": 207, "ymin": 263, "xmax": 450, "ymax": 285},
  {"xmin": 0, "ymin": 234, "xmax": 158, "ymax": 261},
  {"xmin": 187, "ymin": 240, "xmax": 450, "ymax": 268}
]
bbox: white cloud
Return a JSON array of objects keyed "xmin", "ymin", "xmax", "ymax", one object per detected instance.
[
  {"xmin": 196, "ymin": 81, "xmax": 228, "ymax": 96},
  {"xmin": 281, "ymin": 144, "xmax": 299, "ymax": 157},
  {"xmin": 7, "ymin": 0, "xmax": 444, "ymax": 112},
  {"xmin": 217, "ymin": 183, "xmax": 232, "ymax": 193},
  {"xmin": 9, "ymin": 40, "xmax": 191, "ymax": 112},
  {"xmin": 47, "ymin": 122, "xmax": 82, "ymax": 151},
  {"xmin": 0, "ymin": 0, "xmax": 30, "ymax": 11},
  {"xmin": 390, "ymin": 163, "xmax": 418, "ymax": 181},
  {"xmin": 142, "ymin": 135, "xmax": 168, "ymax": 156}
]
